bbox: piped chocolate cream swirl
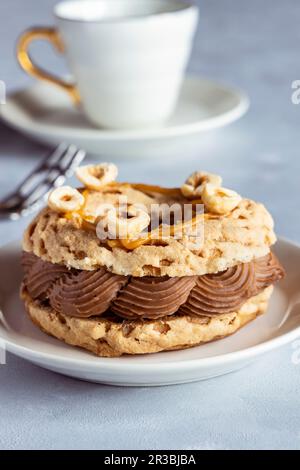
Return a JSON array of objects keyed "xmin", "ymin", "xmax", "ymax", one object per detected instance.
[
  {"xmin": 23, "ymin": 254, "xmax": 69, "ymax": 301},
  {"xmin": 179, "ymin": 262, "xmax": 256, "ymax": 317},
  {"xmin": 22, "ymin": 252, "xmax": 284, "ymax": 320},
  {"xmin": 112, "ymin": 276, "xmax": 197, "ymax": 320},
  {"xmin": 50, "ymin": 269, "xmax": 128, "ymax": 318},
  {"xmin": 254, "ymin": 254, "xmax": 284, "ymax": 291}
]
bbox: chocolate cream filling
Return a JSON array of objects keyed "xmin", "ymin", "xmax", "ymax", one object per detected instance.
[{"xmin": 22, "ymin": 252, "xmax": 284, "ymax": 320}]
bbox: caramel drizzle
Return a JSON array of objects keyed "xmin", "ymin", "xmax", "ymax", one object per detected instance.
[
  {"xmin": 130, "ymin": 183, "xmax": 181, "ymax": 197},
  {"xmin": 107, "ymin": 216, "xmax": 203, "ymax": 250},
  {"xmin": 65, "ymin": 183, "xmax": 204, "ymax": 251}
]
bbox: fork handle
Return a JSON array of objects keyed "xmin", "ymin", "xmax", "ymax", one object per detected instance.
[{"xmin": 17, "ymin": 27, "xmax": 80, "ymax": 104}]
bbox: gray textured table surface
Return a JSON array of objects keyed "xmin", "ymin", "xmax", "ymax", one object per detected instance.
[{"xmin": 0, "ymin": 0, "xmax": 300, "ymax": 450}]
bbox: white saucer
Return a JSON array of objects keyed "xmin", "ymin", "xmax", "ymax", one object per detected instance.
[
  {"xmin": 0, "ymin": 77, "xmax": 249, "ymax": 158},
  {"xmin": 0, "ymin": 239, "xmax": 299, "ymax": 386}
]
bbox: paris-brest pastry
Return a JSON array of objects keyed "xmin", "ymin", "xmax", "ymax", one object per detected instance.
[{"xmin": 21, "ymin": 164, "xmax": 284, "ymax": 357}]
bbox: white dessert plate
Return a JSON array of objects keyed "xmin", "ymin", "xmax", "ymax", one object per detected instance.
[
  {"xmin": 0, "ymin": 238, "xmax": 299, "ymax": 386},
  {"xmin": 0, "ymin": 77, "xmax": 249, "ymax": 158}
]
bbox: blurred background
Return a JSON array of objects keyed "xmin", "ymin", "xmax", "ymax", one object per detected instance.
[{"xmin": 0, "ymin": 0, "xmax": 299, "ymax": 241}]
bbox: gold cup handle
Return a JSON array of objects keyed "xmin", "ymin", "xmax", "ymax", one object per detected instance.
[{"xmin": 17, "ymin": 27, "xmax": 80, "ymax": 104}]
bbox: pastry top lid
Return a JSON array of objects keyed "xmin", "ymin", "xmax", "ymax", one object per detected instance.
[{"xmin": 23, "ymin": 163, "xmax": 276, "ymax": 277}]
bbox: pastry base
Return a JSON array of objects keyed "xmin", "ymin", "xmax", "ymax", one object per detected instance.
[{"xmin": 21, "ymin": 286, "xmax": 273, "ymax": 357}]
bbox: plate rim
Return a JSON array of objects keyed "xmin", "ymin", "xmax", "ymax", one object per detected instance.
[
  {"xmin": 0, "ymin": 237, "xmax": 299, "ymax": 372},
  {"xmin": 0, "ymin": 76, "xmax": 250, "ymax": 142}
]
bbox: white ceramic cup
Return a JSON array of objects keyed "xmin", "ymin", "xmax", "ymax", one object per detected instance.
[{"xmin": 17, "ymin": 0, "xmax": 199, "ymax": 129}]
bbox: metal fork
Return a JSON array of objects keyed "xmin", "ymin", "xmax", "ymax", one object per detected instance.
[{"xmin": 0, "ymin": 143, "xmax": 86, "ymax": 220}]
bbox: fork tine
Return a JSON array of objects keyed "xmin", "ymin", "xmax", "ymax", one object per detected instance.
[
  {"xmin": 0, "ymin": 145, "xmax": 86, "ymax": 217},
  {"xmin": 24, "ymin": 145, "xmax": 85, "ymax": 197},
  {"xmin": 0, "ymin": 143, "xmax": 69, "ymax": 205},
  {"xmin": 21, "ymin": 171, "xmax": 67, "ymax": 208},
  {"xmin": 62, "ymin": 148, "xmax": 86, "ymax": 177},
  {"xmin": 18, "ymin": 147, "xmax": 86, "ymax": 209},
  {"xmin": 44, "ymin": 143, "xmax": 70, "ymax": 167},
  {"xmin": 46, "ymin": 143, "xmax": 78, "ymax": 171},
  {"xmin": 11, "ymin": 143, "xmax": 69, "ymax": 198}
]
